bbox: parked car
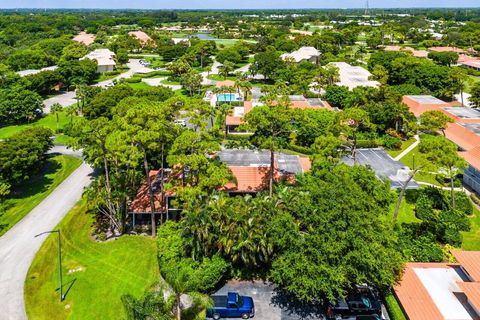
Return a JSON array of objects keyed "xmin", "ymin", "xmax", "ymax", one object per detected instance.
[
  {"xmin": 206, "ymin": 292, "xmax": 255, "ymax": 319},
  {"xmin": 174, "ymin": 119, "xmax": 187, "ymax": 127},
  {"xmin": 331, "ymin": 285, "xmax": 382, "ymax": 317}
]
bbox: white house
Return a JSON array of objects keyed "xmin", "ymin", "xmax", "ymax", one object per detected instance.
[
  {"xmin": 81, "ymin": 49, "xmax": 116, "ymax": 73},
  {"xmin": 281, "ymin": 47, "xmax": 321, "ymax": 64},
  {"xmin": 329, "ymin": 62, "xmax": 379, "ymax": 90}
]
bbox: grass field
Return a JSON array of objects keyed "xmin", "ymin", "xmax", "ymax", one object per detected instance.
[
  {"xmin": 0, "ymin": 155, "xmax": 82, "ymax": 237},
  {"xmin": 25, "ymin": 200, "xmax": 159, "ymax": 320},
  {"xmin": 0, "ymin": 112, "xmax": 76, "ymax": 139},
  {"xmin": 462, "ymin": 204, "xmax": 480, "ymax": 250},
  {"xmin": 465, "ymin": 75, "xmax": 480, "ymax": 94},
  {"xmin": 207, "ymin": 74, "xmax": 236, "ymax": 81},
  {"xmin": 398, "ymin": 145, "xmax": 443, "ymax": 187},
  {"xmin": 387, "ymin": 138, "xmax": 416, "ymax": 158},
  {"xmin": 388, "ymin": 197, "xmax": 420, "ymax": 225}
]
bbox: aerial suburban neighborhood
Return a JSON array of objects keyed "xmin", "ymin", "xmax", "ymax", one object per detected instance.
[{"xmin": 1, "ymin": 1, "xmax": 480, "ymax": 320}]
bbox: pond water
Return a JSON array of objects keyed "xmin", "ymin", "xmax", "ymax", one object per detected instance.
[{"xmin": 189, "ymin": 33, "xmax": 218, "ymax": 40}]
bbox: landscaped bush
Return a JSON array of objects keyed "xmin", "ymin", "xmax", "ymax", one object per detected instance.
[
  {"xmin": 356, "ymin": 139, "xmax": 380, "ymax": 148},
  {"xmin": 124, "ymin": 77, "xmax": 141, "ymax": 83},
  {"xmin": 385, "ymin": 292, "xmax": 407, "ymax": 320},
  {"xmin": 382, "ymin": 135, "xmax": 402, "ymax": 149},
  {"xmin": 286, "ymin": 143, "xmax": 313, "ymax": 155}
]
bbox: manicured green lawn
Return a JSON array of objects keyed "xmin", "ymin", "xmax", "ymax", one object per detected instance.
[
  {"xmin": 387, "ymin": 138, "xmax": 416, "ymax": 158},
  {"xmin": 207, "ymin": 74, "xmax": 236, "ymax": 81},
  {"xmin": 464, "ymin": 75, "xmax": 480, "ymax": 94},
  {"xmin": 25, "ymin": 200, "xmax": 159, "ymax": 320},
  {"xmin": 0, "ymin": 155, "xmax": 82, "ymax": 236},
  {"xmin": 0, "ymin": 112, "xmax": 76, "ymax": 139},
  {"xmin": 214, "ymin": 39, "xmax": 256, "ymax": 48},
  {"xmin": 398, "ymin": 145, "xmax": 443, "ymax": 187},
  {"xmin": 462, "ymin": 204, "xmax": 480, "ymax": 250},
  {"xmin": 160, "ymin": 78, "xmax": 180, "ymax": 85},
  {"xmin": 54, "ymin": 134, "xmax": 75, "ymax": 145},
  {"xmin": 388, "ymin": 197, "xmax": 420, "ymax": 225}
]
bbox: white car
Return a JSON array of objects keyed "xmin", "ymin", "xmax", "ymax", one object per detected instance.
[{"xmin": 174, "ymin": 119, "xmax": 187, "ymax": 127}]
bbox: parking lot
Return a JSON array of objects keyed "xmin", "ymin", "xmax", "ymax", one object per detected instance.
[{"xmin": 209, "ymin": 280, "xmax": 389, "ymax": 320}]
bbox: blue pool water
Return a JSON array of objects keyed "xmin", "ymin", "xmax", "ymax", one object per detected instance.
[{"xmin": 217, "ymin": 93, "xmax": 242, "ymax": 102}]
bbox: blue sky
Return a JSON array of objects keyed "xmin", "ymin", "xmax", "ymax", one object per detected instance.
[{"xmin": 2, "ymin": 0, "xmax": 479, "ymax": 9}]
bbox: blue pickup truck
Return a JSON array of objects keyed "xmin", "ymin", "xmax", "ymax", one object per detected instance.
[{"xmin": 206, "ymin": 292, "xmax": 255, "ymax": 319}]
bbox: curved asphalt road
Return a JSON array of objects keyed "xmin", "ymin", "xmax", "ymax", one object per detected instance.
[{"xmin": 0, "ymin": 146, "xmax": 93, "ymax": 320}]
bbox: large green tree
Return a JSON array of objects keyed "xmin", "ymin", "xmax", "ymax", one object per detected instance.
[{"xmin": 270, "ymin": 164, "xmax": 403, "ymax": 303}]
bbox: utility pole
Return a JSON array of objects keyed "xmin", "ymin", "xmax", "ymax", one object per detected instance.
[
  {"xmin": 365, "ymin": 0, "xmax": 370, "ymax": 16},
  {"xmin": 35, "ymin": 230, "xmax": 64, "ymax": 302}
]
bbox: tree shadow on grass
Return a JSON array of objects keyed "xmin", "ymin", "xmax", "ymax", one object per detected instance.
[
  {"xmin": 9, "ymin": 154, "xmax": 61, "ymax": 200},
  {"xmin": 271, "ymin": 287, "xmax": 325, "ymax": 320}
]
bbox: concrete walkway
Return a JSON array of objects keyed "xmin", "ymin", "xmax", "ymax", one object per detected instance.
[
  {"xmin": 201, "ymin": 60, "xmax": 221, "ymax": 85},
  {"xmin": 393, "ymin": 135, "xmax": 420, "ymax": 161},
  {"xmin": 0, "ymin": 148, "xmax": 93, "ymax": 320}
]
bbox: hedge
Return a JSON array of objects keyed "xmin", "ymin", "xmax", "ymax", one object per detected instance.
[{"xmin": 384, "ymin": 292, "xmax": 407, "ymax": 320}]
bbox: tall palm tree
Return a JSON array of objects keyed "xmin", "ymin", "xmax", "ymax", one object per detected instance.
[{"xmin": 50, "ymin": 103, "xmax": 63, "ymax": 133}]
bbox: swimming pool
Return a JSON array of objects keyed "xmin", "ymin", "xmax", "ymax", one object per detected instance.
[{"xmin": 217, "ymin": 93, "xmax": 242, "ymax": 102}]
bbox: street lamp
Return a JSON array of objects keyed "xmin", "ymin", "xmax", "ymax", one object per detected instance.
[{"xmin": 35, "ymin": 229, "xmax": 63, "ymax": 302}]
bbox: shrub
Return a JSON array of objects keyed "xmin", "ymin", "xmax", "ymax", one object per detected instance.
[
  {"xmin": 124, "ymin": 77, "xmax": 141, "ymax": 83},
  {"xmin": 415, "ymin": 194, "xmax": 435, "ymax": 221},
  {"xmin": 385, "ymin": 292, "xmax": 407, "ymax": 320},
  {"xmin": 382, "ymin": 135, "xmax": 402, "ymax": 150}
]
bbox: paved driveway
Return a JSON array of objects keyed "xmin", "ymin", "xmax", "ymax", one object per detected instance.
[
  {"xmin": 43, "ymin": 91, "xmax": 77, "ymax": 113},
  {"xmin": 210, "ymin": 281, "xmax": 389, "ymax": 320},
  {"xmin": 211, "ymin": 280, "xmax": 325, "ymax": 320},
  {"xmin": 0, "ymin": 148, "xmax": 93, "ymax": 320}
]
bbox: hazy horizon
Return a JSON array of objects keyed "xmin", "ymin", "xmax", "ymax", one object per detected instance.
[{"xmin": 2, "ymin": 0, "xmax": 480, "ymax": 9}]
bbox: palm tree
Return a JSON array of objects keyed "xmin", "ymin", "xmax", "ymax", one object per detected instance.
[
  {"xmin": 50, "ymin": 103, "xmax": 63, "ymax": 133},
  {"xmin": 239, "ymin": 81, "xmax": 252, "ymax": 100},
  {"xmin": 163, "ymin": 264, "xmax": 211, "ymax": 320},
  {"xmin": 122, "ymin": 288, "xmax": 172, "ymax": 320},
  {"xmin": 219, "ymin": 61, "xmax": 235, "ymax": 79}
]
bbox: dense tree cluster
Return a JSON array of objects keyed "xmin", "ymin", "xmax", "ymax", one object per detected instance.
[{"xmin": 0, "ymin": 127, "xmax": 54, "ymax": 197}]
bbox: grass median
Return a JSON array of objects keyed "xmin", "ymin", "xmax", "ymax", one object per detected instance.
[
  {"xmin": 25, "ymin": 200, "xmax": 159, "ymax": 320},
  {"xmin": 0, "ymin": 155, "xmax": 82, "ymax": 236}
]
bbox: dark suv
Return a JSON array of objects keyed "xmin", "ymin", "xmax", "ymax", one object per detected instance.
[{"xmin": 331, "ymin": 285, "xmax": 382, "ymax": 318}]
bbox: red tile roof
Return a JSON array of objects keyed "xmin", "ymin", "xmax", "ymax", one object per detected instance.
[
  {"xmin": 216, "ymin": 80, "xmax": 236, "ymax": 88},
  {"xmin": 128, "ymin": 31, "xmax": 152, "ymax": 43},
  {"xmin": 460, "ymin": 146, "xmax": 480, "ymax": 171},
  {"xmin": 444, "ymin": 123, "xmax": 480, "ymax": 151},
  {"xmin": 222, "ymin": 166, "xmax": 269, "ymax": 192},
  {"xmin": 452, "ymin": 251, "xmax": 480, "ymax": 282},
  {"xmin": 458, "ymin": 282, "xmax": 480, "ymax": 313},
  {"xmin": 394, "ymin": 263, "xmax": 455, "ymax": 320},
  {"xmin": 429, "ymin": 46, "xmax": 465, "ymax": 53}
]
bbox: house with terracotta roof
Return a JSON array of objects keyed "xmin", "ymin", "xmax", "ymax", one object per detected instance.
[
  {"xmin": 403, "ymin": 95, "xmax": 480, "ymax": 195},
  {"xmin": 73, "ymin": 32, "xmax": 96, "ymax": 46},
  {"xmin": 225, "ymin": 96, "xmax": 333, "ymax": 135},
  {"xmin": 128, "ymin": 149, "xmax": 311, "ymax": 224},
  {"xmin": 394, "ymin": 250, "xmax": 480, "ymax": 320},
  {"xmin": 384, "ymin": 45, "xmax": 429, "ymax": 58},
  {"xmin": 402, "ymin": 95, "xmax": 452, "ymax": 117},
  {"xmin": 458, "ymin": 54, "xmax": 480, "ymax": 71},
  {"xmin": 429, "ymin": 46, "xmax": 465, "ymax": 54},
  {"xmin": 128, "ymin": 31, "xmax": 153, "ymax": 44}
]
